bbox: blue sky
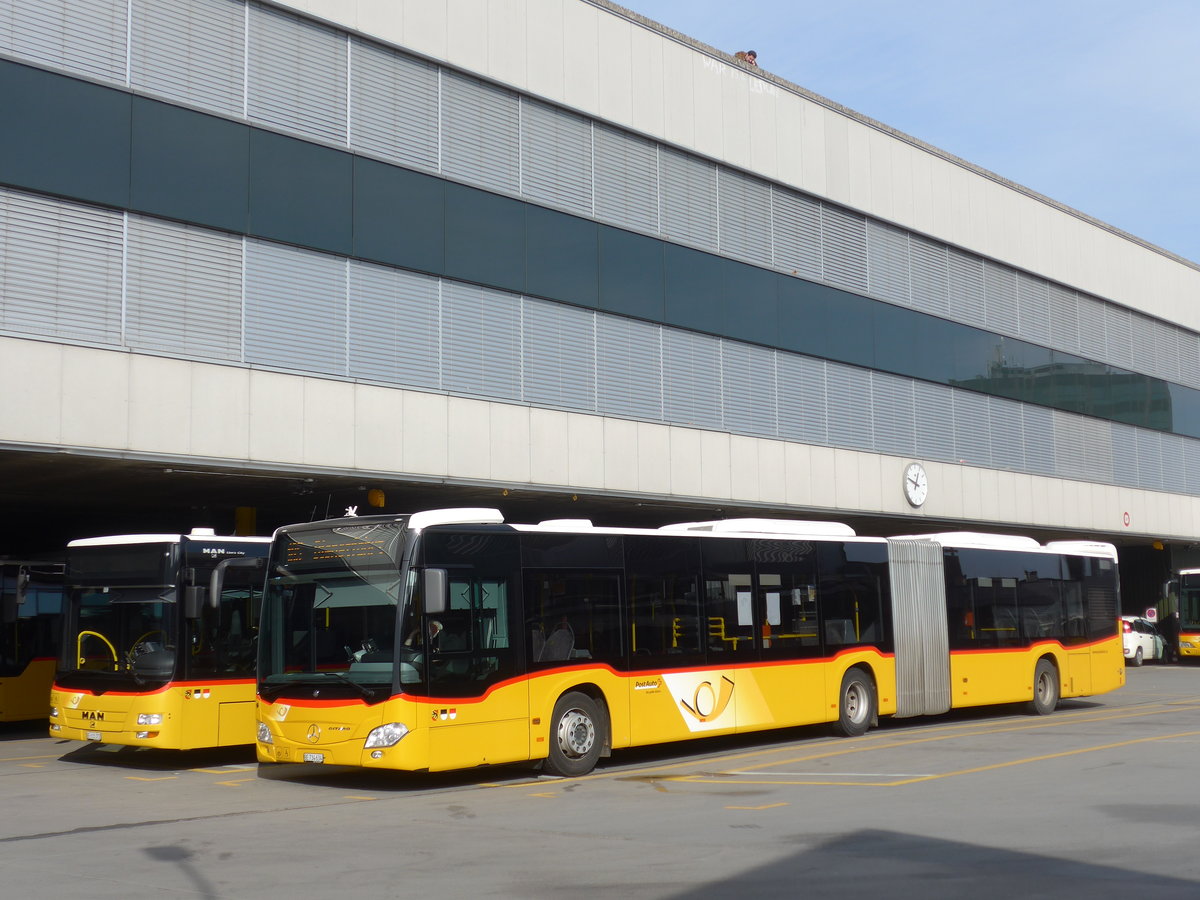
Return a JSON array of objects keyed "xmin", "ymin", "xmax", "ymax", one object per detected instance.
[{"xmin": 623, "ymin": 0, "xmax": 1200, "ymax": 264}]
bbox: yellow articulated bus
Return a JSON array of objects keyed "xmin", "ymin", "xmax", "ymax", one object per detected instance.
[
  {"xmin": 49, "ymin": 530, "xmax": 269, "ymax": 749},
  {"xmin": 251, "ymin": 509, "xmax": 1124, "ymax": 777},
  {"xmin": 1, "ymin": 560, "xmax": 65, "ymax": 722}
]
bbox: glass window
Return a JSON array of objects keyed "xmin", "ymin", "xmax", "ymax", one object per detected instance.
[
  {"xmin": 524, "ymin": 571, "xmax": 622, "ymax": 666},
  {"xmin": 598, "ymin": 226, "xmax": 664, "ymax": 320},
  {"xmin": 188, "ymin": 566, "xmax": 262, "ymax": 680},
  {"xmin": 521, "ymin": 533, "xmax": 623, "ymax": 569},
  {"xmin": 425, "ymin": 573, "xmax": 517, "ymax": 698},
  {"xmin": 721, "ymin": 260, "xmax": 778, "ymax": 346},
  {"xmin": 444, "ymin": 182, "xmax": 526, "ymax": 294},
  {"xmin": 526, "ymin": 205, "xmax": 599, "ymax": 308},
  {"xmin": 818, "ymin": 541, "xmax": 889, "ymax": 651},
  {"xmin": 624, "ymin": 536, "xmax": 703, "ymax": 669},
  {"xmin": 701, "ymin": 539, "xmax": 755, "ymax": 659},
  {"xmin": 751, "ymin": 540, "xmax": 820, "ymax": 659}
]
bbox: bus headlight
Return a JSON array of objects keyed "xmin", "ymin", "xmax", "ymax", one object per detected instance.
[
  {"xmin": 364, "ymin": 722, "xmax": 409, "ymax": 748},
  {"xmin": 137, "ymin": 713, "xmax": 163, "ymax": 726},
  {"xmin": 49, "ymin": 707, "xmax": 59, "ymax": 718},
  {"xmin": 257, "ymin": 722, "xmax": 273, "ymax": 744}
]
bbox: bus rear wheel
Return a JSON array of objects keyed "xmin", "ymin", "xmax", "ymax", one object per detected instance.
[
  {"xmin": 834, "ymin": 667, "xmax": 875, "ymax": 737},
  {"xmin": 543, "ymin": 691, "xmax": 603, "ymax": 777},
  {"xmin": 1027, "ymin": 659, "xmax": 1059, "ymax": 715}
]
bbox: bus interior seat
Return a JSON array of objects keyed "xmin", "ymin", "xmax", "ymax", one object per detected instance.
[{"xmin": 539, "ymin": 624, "xmax": 574, "ymax": 661}]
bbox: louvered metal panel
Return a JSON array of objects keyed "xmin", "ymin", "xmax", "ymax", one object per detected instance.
[
  {"xmin": 1103, "ymin": 304, "xmax": 1133, "ymax": 369},
  {"xmin": 951, "ymin": 391, "xmax": 991, "ymax": 467},
  {"xmin": 825, "ymin": 363, "xmax": 872, "ymax": 450},
  {"xmin": 520, "ymin": 99, "xmax": 592, "ymax": 216},
  {"xmin": 819, "ymin": 204, "xmax": 868, "ymax": 294},
  {"xmin": 1052, "ymin": 411, "xmax": 1087, "ymax": 480},
  {"xmin": 347, "ymin": 261, "xmax": 440, "ymax": 389},
  {"xmin": 1016, "ymin": 273, "xmax": 1050, "ymax": 346},
  {"xmin": 1129, "ymin": 314, "xmax": 1157, "ymax": 379},
  {"xmin": 908, "ymin": 235, "xmax": 949, "ymax": 317},
  {"xmin": 1162, "ymin": 433, "xmax": 1186, "ymax": 494},
  {"xmin": 1047, "ymin": 283, "xmax": 1079, "ymax": 353},
  {"xmin": 248, "ymin": 4, "xmax": 347, "ymax": 144},
  {"xmin": 986, "ymin": 396, "xmax": 1024, "ymax": 471},
  {"xmin": 1109, "ymin": 422, "xmax": 1139, "ymax": 487},
  {"xmin": 1152, "ymin": 320, "xmax": 1181, "ymax": 384},
  {"xmin": 244, "ymin": 240, "xmax": 346, "ymax": 375},
  {"xmin": 522, "ymin": 296, "xmax": 596, "ymax": 410},
  {"xmin": 440, "ymin": 71, "xmax": 520, "ymax": 195},
  {"xmin": 658, "ymin": 147, "xmax": 717, "ymax": 251},
  {"xmin": 866, "ymin": 220, "xmax": 910, "ymax": 306},
  {"xmin": 130, "ymin": 0, "xmax": 244, "ymax": 116},
  {"xmin": 775, "ymin": 354, "xmax": 827, "ymax": 445},
  {"xmin": 593, "ymin": 124, "xmax": 659, "ymax": 233},
  {"xmin": 913, "ymin": 380, "xmax": 955, "ymax": 463},
  {"xmin": 440, "ymin": 281, "xmax": 521, "ymax": 401},
  {"xmin": 0, "ymin": 190, "xmax": 123, "ymax": 345},
  {"xmin": 1186, "ymin": 439, "xmax": 1200, "ymax": 495},
  {"xmin": 947, "ymin": 249, "xmax": 986, "ymax": 329},
  {"xmin": 887, "ymin": 538, "xmax": 950, "ymax": 718},
  {"xmin": 125, "ymin": 216, "xmax": 242, "ymax": 361},
  {"xmin": 596, "ymin": 315, "xmax": 663, "ymax": 420},
  {"xmin": 717, "ymin": 169, "xmax": 771, "ymax": 266},
  {"xmin": 1077, "ymin": 415, "xmax": 1113, "ymax": 482},
  {"xmin": 770, "ymin": 187, "xmax": 821, "ymax": 281},
  {"xmin": 1179, "ymin": 331, "xmax": 1200, "ymax": 389},
  {"xmin": 662, "ymin": 329, "xmax": 722, "ymax": 429},
  {"xmin": 1021, "ymin": 405, "xmax": 1055, "ymax": 475},
  {"xmin": 1135, "ymin": 429, "xmax": 1163, "ymax": 490},
  {"xmin": 1076, "ymin": 294, "xmax": 1107, "ymax": 362},
  {"xmin": 720, "ymin": 341, "xmax": 777, "ymax": 436},
  {"xmin": 3, "ymin": 0, "xmax": 127, "ymax": 83},
  {"xmin": 983, "ymin": 261, "xmax": 1019, "ymax": 336},
  {"xmin": 870, "ymin": 372, "xmax": 915, "ymax": 457},
  {"xmin": 349, "ymin": 39, "xmax": 438, "ymax": 171}
]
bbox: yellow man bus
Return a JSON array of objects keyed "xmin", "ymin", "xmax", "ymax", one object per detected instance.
[
  {"xmin": 49, "ymin": 530, "xmax": 269, "ymax": 749},
  {"xmin": 1171, "ymin": 568, "xmax": 1200, "ymax": 659},
  {"xmin": 1, "ymin": 560, "xmax": 64, "ymax": 722},
  {"xmin": 252, "ymin": 510, "xmax": 1124, "ymax": 776}
]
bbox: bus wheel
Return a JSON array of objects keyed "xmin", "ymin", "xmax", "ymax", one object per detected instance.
[
  {"xmin": 1027, "ymin": 659, "xmax": 1059, "ymax": 715},
  {"xmin": 834, "ymin": 667, "xmax": 874, "ymax": 737},
  {"xmin": 544, "ymin": 691, "xmax": 603, "ymax": 777}
]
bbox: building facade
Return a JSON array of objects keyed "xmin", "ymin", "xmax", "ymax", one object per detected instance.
[{"xmin": 2, "ymin": 0, "xmax": 1200, "ymax": 596}]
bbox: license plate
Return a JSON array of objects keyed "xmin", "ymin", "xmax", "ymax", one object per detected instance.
[
  {"xmin": 87, "ymin": 731, "xmax": 102, "ymax": 742},
  {"xmin": 303, "ymin": 752, "xmax": 325, "ymax": 763}
]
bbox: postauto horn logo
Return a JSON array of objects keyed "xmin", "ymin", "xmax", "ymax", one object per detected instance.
[{"xmin": 662, "ymin": 673, "xmax": 735, "ymax": 731}]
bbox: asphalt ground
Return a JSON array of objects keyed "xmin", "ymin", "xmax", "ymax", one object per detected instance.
[{"xmin": 2, "ymin": 663, "xmax": 1198, "ymax": 899}]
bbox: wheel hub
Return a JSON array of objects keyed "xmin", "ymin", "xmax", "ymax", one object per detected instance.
[{"xmin": 558, "ymin": 709, "xmax": 595, "ymax": 758}]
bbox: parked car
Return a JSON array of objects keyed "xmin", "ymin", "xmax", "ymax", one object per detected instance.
[{"xmin": 1122, "ymin": 616, "xmax": 1163, "ymax": 666}]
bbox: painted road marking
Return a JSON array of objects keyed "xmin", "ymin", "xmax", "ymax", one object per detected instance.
[{"xmin": 725, "ymin": 802, "xmax": 788, "ymax": 811}]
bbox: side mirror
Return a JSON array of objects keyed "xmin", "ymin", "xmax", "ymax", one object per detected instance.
[
  {"xmin": 208, "ymin": 557, "xmax": 265, "ymax": 609},
  {"xmin": 2, "ymin": 568, "xmax": 28, "ymax": 624},
  {"xmin": 423, "ymin": 568, "xmax": 447, "ymax": 615},
  {"xmin": 184, "ymin": 585, "xmax": 207, "ymax": 619}
]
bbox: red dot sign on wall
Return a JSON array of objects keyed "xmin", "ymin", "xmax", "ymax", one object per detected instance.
[{"xmin": 1123, "ymin": 511, "xmax": 1131, "ymax": 527}]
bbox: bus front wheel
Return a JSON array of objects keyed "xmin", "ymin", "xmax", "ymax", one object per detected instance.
[
  {"xmin": 1027, "ymin": 659, "xmax": 1059, "ymax": 715},
  {"xmin": 543, "ymin": 691, "xmax": 603, "ymax": 777},
  {"xmin": 834, "ymin": 667, "xmax": 875, "ymax": 737}
]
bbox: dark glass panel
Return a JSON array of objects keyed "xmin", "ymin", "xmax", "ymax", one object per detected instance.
[
  {"xmin": 352, "ymin": 157, "xmax": 445, "ymax": 274},
  {"xmin": 721, "ymin": 260, "xmax": 779, "ymax": 345},
  {"xmin": 521, "ymin": 533, "xmax": 623, "ymax": 569},
  {"xmin": 526, "ymin": 205, "xmax": 599, "ymax": 308},
  {"xmin": 822, "ymin": 288, "xmax": 876, "ymax": 368},
  {"xmin": 131, "ymin": 97, "xmax": 249, "ymax": 234},
  {"xmin": 0, "ymin": 61, "xmax": 130, "ymax": 208},
  {"xmin": 444, "ymin": 182, "xmax": 525, "ymax": 293},
  {"xmin": 817, "ymin": 541, "xmax": 890, "ymax": 654},
  {"xmin": 664, "ymin": 244, "xmax": 726, "ymax": 335},
  {"xmin": 249, "ymin": 130, "xmax": 352, "ymax": 254},
  {"xmin": 624, "ymin": 536, "xmax": 704, "ymax": 669},
  {"xmin": 524, "ymin": 571, "xmax": 623, "ymax": 667},
  {"xmin": 700, "ymin": 539, "xmax": 756, "ymax": 659},
  {"xmin": 777, "ymin": 277, "xmax": 830, "ymax": 357}
]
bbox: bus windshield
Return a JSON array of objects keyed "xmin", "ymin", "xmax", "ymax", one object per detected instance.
[
  {"xmin": 1179, "ymin": 574, "xmax": 1200, "ymax": 630},
  {"xmin": 64, "ymin": 586, "xmax": 178, "ymax": 683},
  {"xmin": 259, "ymin": 521, "xmax": 408, "ymax": 702}
]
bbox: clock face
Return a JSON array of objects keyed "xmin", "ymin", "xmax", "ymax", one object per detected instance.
[{"xmin": 904, "ymin": 463, "xmax": 928, "ymax": 507}]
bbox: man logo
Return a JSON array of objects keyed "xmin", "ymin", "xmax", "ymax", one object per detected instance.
[
  {"xmin": 680, "ymin": 675, "xmax": 735, "ymax": 723},
  {"xmin": 306, "ymin": 724, "xmax": 321, "ymax": 743}
]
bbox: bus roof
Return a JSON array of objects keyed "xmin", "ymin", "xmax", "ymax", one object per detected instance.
[
  {"xmin": 69, "ymin": 530, "xmax": 272, "ymax": 548},
  {"xmin": 889, "ymin": 531, "xmax": 1117, "ymax": 559}
]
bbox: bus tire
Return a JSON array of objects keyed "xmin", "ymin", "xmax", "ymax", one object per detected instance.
[
  {"xmin": 543, "ymin": 691, "xmax": 603, "ymax": 777},
  {"xmin": 834, "ymin": 667, "xmax": 875, "ymax": 737},
  {"xmin": 1027, "ymin": 659, "xmax": 1059, "ymax": 715}
]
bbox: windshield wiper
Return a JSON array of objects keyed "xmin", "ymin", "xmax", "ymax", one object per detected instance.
[{"xmin": 317, "ymin": 671, "xmax": 379, "ymax": 699}]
